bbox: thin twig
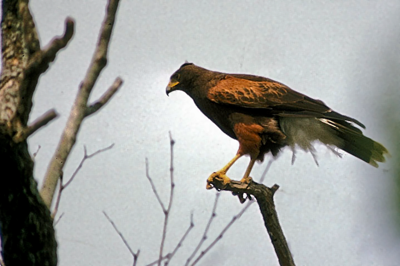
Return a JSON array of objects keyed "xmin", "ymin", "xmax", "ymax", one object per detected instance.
[
  {"xmin": 146, "ymin": 213, "xmax": 194, "ymax": 266},
  {"xmin": 33, "ymin": 145, "xmax": 41, "ymax": 158},
  {"xmin": 64, "ymin": 144, "xmax": 114, "ymax": 189},
  {"xmin": 53, "ymin": 212, "xmax": 64, "ymax": 226},
  {"xmin": 51, "ymin": 144, "xmax": 114, "ymax": 218},
  {"xmin": 165, "ymin": 213, "xmax": 194, "ymax": 266},
  {"xmin": 52, "ymin": 171, "xmax": 64, "ymax": 219},
  {"xmin": 145, "ymin": 158, "xmax": 166, "ymax": 212},
  {"xmin": 191, "ymin": 161, "xmax": 273, "ymax": 266},
  {"xmin": 85, "ymin": 77, "xmax": 122, "ymax": 117},
  {"xmin": 191, "ymin": 200, "xmax": 252, "ymax": 266},
  {"xmin": 146, "ymin": 255, "xmax": 169, "ymax": 266},
  {"xmin": 185, "ymin": 193, "xmax": 220, "ymax": 266},
  {"xmin": 103, "ymin": 211, "xmax": 140, "ymax": 266},
  {"xmin": 158, "ymin": 133, "xmax": 176, "ymax": 266},
  {"xmin": 40, "ymin": 0, "xmax": 122, "ymax": 209}
]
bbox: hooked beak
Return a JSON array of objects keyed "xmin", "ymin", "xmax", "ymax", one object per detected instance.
[{"xmin": 166, "ymin": 80, "xmax": 179, "ymax": 96}]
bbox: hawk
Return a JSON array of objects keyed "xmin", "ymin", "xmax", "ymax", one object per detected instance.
[{"xmin": 166, "ymin": 63, "xmax": 388, "ymax": 188}]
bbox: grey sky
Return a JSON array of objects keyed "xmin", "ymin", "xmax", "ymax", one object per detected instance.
[{"xmin": 24, "ymin": 0, "xmax": 400, "ymax": 265}]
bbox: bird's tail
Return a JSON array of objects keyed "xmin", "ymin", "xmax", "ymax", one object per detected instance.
[{"xmin": 319, "ymin": 118, "xmax": 389, "ymax": 167}]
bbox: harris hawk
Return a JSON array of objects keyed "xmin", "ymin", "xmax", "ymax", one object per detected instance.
[{"xmin": 166, "ymin": 63, "xmax": 388, "ymax": 189}]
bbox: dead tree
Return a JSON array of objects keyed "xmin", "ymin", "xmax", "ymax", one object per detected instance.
[{"xmin": 0, "ymin": 0, "xmax": 121, "ymax": 265}]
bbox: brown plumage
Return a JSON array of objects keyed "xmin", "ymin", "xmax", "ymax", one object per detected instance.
[{"xmin": 166, "ymin": 63, "xmax": 388, "ymax": 186}]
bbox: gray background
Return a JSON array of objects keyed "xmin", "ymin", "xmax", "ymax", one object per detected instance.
[{"xmin": 22, "ymin": 0, "xmax": 400, "ymax": 265}]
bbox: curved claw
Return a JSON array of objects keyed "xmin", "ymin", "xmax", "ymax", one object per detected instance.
[{"xmin": 206, "ymin": 171, "xmax": 232, "ymax": 189}]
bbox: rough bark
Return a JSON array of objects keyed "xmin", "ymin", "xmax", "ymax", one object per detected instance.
[
  {"xmin": 40, "ymin": 0, "xmax": 122, "ymax": 209},
  {"xmin": 207, "ymin": 177, "xmax": 296, "ymax": 266},
  {"xmin": 0, "ymin": 0, "xmax": 121, "ymax": 265},
  {"xmin": 0, "ymin": 1, "xmax": 60, "ymax": 264},
  {"xmin": 0, "ymin": 136, "xmax": 57, "ymax": 265}
]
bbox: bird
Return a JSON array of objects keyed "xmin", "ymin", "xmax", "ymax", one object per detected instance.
[{"xmin": 166, "ymin": 62, "xmax": 388, "ymax": 189}]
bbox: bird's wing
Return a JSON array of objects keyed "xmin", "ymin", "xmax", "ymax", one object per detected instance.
[{"xmin": 207, "ymin": 74, "xmax": 365, "ymax": 129}]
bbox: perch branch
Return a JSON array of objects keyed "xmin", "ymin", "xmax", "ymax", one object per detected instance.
[
  {"xmin": 40, "ymin": 0, "xmax": 122, "ymax": 209},
  {"xmin": 52, "ymin": 144, "xmax": 114, "ymax": 218},
  {"xmin": 207, "ymin": 173, "xmax": 295, "ymax": 266},
  {"xmin": 103, "ymin": 211, "xmax": 140, "ymax": 266},
  {"xmin": 191, "ymin": 160, "xmax": 273, "ymax": 265}
]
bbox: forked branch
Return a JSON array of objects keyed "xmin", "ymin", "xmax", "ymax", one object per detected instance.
[
  {"xmin": 103, "ymin": 211, "xmax": 140, "ymax": 266},
  {"xmin": 40, "ymin": 0, "xmax": 122, "ymax": 209},
  {"xmin": 52, "ymin": 144, "xmax": 114, "ymax": 219},
  {"xmin": 159, "ymin": 133, "xmax": 175, "ymax": 266},
  {"xmin": 185, "ymin": 193, "xmax": 220, "ymax": 266},
  {"xmin": 207, "ymin": 175, "xmax": 295, "ymax": 266},
  {"xmin": 190, "ymin": 161, "xmax": 273, "ymax": 265}
]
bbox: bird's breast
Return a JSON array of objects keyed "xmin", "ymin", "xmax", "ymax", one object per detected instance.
[{"xmin": 193, "ymin": 98, "xmax": 237, "ymax": 139}]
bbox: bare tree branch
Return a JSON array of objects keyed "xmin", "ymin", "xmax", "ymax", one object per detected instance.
[
  {"xmin": 165, "ymin": 213, "xmax": 195, "ymax": 266},
  {"xmin": 85, "ymin": 77, "xmax": 122, "ymax": 117},
  {"xmin": 32, "ymin": 145, "xmax": 41, "ymax": 159},
  {"xmin": 145, "ymin": 158, "xmax": 167, "ymax": 212},
  {"xmin": 52, "ymin": 144, "xmax": 114, "ymax": 218},
  {"xmin": 146, "ymin": 213, "xmax": 195, "ymax": 266},
  {"xmin": 13, "ymin": 109, "xmax": 58, "ymax": 142},
  {"xmin": 185, "ymin": 193, "xmax": 220, "ymax": 266},
  {"xmin": 206, "ymin": 174, "xmax": 295, "ymax": 266},
  {"xmin": 146, "ymin": 255, "xmax": 169, "ymax": 266},
  {"xmin": 158, "ymin": 133, "xmax": 176, "ymax": 266},
  {"xmin": 26, "ymin": 18, "xmax": 75, "ymax": 76},
  {"xmin": 191, "ymin": 161, "xmax": 273, "ymax": 265},
  {"xmin": 103, "ymin": 211, "xmax": 140, "ymax": 266},
  {"xmin": 191, "ymin": 200, "xmax": 252, "ymax": 266},
  {"xmin": 53, "ymin": 212, "xmax": 64, "ymax": 227},
  {"xmin": 40, "ymin": 0, "xmax": 122, "ymax": 209}
]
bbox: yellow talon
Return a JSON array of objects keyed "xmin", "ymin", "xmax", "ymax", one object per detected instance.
[
  {"xmin": 206, "ymin": 171, "xmax": 232, "ymax": 189},
  {"xmin": 240, "ymin": 176, "xmax": 253, "ymax": 184}
]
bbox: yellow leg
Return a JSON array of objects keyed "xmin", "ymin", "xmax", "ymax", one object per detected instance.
[
  {"xmin": 218, "ymin": 153, "xmax": 242, "ymax": 173},
  {"xmin": 240, "ymin": 158, "xmax": 256, "ymax": 184},
  {"xmin": 206, "ymin": 154, "xmax": 242, "ymax": 189}
]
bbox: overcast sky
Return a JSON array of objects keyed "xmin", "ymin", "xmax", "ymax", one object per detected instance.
[{"xmin": 21, "ymin": 0, "xmax": 400, "ymax": 265}]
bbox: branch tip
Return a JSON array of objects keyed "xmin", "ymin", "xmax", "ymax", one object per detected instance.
[{"xmin": 85, "ymin": 77, "xmax": 122, "ymax": 117}]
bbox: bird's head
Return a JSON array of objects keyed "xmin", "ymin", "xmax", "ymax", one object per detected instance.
[{"xmin": 166, "ymin": 62, "xmax": 198, "ymax": 96}]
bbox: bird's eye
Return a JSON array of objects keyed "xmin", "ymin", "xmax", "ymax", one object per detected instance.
[{"xmin": 176, "ymin": 74, "xmax": 180, "ymax": 80}]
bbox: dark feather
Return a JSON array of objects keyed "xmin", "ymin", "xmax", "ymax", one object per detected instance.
[
  {"xmin": 319, "ymin": 119, "xmax": 388, "ymax": 167},
  {"xmin": 208, "ymin": 74, "xmax": 365, "ymax": 128},
  {"xmin": 167, "ymin": 63, "xmax": 388, "ymax": 167}
]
